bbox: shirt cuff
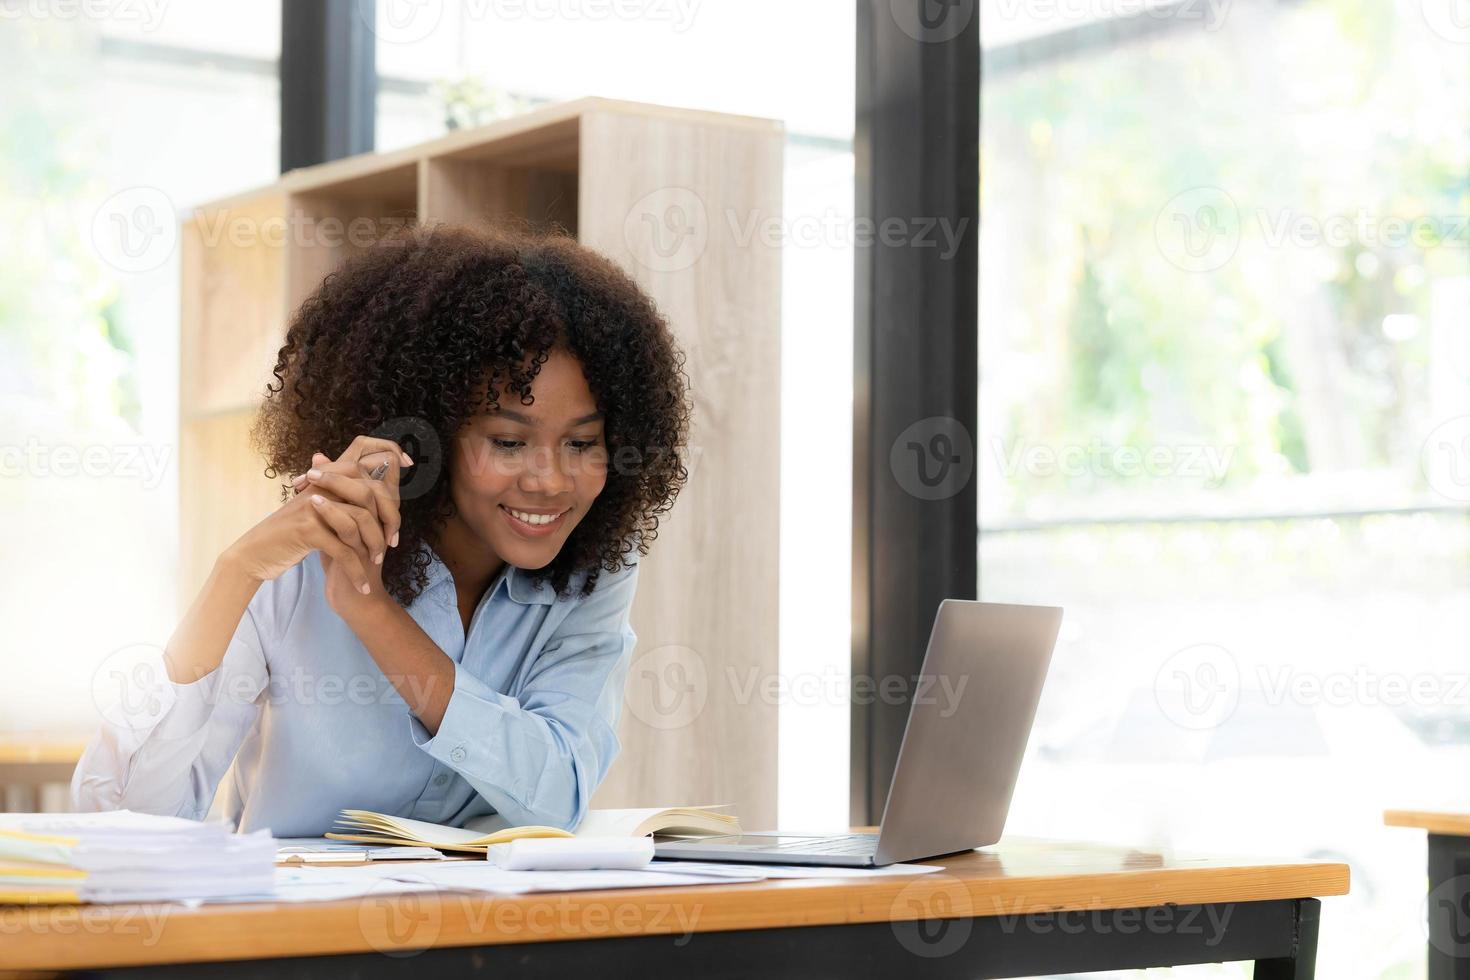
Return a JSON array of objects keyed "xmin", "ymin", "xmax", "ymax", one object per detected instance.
[
  {"xmin": 105, "ymin": 648, "xmax": 228, "ymax": 745},
  {"xmin": 408, "ymin": 664, "xmax": 549, "ymax": 814}
]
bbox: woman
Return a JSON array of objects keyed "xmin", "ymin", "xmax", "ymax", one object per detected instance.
[{"xmin": 72, "ymin": 225, "xmax": 692, "ymax": 837}]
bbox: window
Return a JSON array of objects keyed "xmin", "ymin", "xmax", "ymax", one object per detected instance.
[
  {"xmin": 2, "ymin": 7, "xmax": 280, "ymax": 736},
  {"xmin": 979, "ymin": 1, "xmax": 1470, "ymax": 976}
]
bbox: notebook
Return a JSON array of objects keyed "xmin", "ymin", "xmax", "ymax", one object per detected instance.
[
  {"xmin": 327, "ymin": 806, "xmax": 739, "ymax": 855},
  {"xmin": 274, "ymin": 840, "xmax": 446, "ymax": 866}
]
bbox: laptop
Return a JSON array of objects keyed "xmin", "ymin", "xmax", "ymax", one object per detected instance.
[{"xmin": 654, "ymin": 600, "xmax": 1062, "ymax": 867}]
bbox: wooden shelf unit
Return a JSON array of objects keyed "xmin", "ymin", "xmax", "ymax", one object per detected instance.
[{"xmin": 178, "ymin": 97, "xmax": 783, "ymax": 826}]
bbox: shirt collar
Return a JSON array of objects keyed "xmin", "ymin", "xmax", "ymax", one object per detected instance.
[{"xmin": 420, "ymin": 545, "xmax": 559, "ymax": 606}]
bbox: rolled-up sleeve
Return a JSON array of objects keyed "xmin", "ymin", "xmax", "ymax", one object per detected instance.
[
  {"xmin": 70, "ymin": 567, "xmax": 291, "ymax": 820},
  {"xmin": 409, "ymin": 560, "xmax": 639, "ymax": 831}
]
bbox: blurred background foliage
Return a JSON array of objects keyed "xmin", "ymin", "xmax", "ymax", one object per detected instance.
[
  {"xmin": 979, "ymin": 0, "xmax": 1469, "ymax": 515},
  {"xmin": 1, "ymin": 25, "xmax": 134, "ymax": 435}
]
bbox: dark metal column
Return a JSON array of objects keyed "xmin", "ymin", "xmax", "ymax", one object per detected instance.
[
  {"xmin": 280, "ymin": 0, "xmax": 378, "ymax": 172},
  {"xmin": 852, "ymin": 0, "xmax": 980, "ymax": 824},
  {"xmin": 1428, "ymin": 833, "xmax": 1470, "ymax": 980},
  {"xmin": 1253, "ymin": 898, "xmax": 1322, "ymax": 979}
]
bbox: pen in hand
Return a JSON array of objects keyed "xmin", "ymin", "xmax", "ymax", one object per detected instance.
[{"xmin": 292, "ymin": 457, "xmax": 393, "ymax": 492}]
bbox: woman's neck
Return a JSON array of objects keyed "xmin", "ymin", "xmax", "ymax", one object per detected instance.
[{"xmin": 429, "ymin": 515, "xmax": 507, "ymax": 604}]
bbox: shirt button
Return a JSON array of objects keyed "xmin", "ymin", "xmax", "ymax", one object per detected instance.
[
  {"xmin": 450, "ymin": 747, "xmax": 467, "ymax": 763},
  {"xmin": 433, "ymin": 773, "xmax": 449, "ymax": 787}
]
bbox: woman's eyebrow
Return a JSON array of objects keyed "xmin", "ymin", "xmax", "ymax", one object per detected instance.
[{"xmin": 490, "ymin": 409, "xmax": 605, "ymax": 427}]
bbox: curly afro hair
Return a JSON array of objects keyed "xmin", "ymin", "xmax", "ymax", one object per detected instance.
[{"xmin": 251, "ymin": 223, "xmax": 693, "ymax": 605}]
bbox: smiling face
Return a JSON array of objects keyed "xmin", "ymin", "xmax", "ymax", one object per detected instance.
[{"xmin": 445, "ymin": 349, "xmax": 609, "ymax": 572}]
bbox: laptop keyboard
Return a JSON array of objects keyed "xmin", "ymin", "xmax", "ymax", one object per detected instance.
[{"xmin": 767, "ymin": 834, "xmax": 878, "ymax": 855}]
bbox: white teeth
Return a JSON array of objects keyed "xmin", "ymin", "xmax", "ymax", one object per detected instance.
[{"xmin": 508, "ymin": 508, "xmax": 562, "ymax": 526}]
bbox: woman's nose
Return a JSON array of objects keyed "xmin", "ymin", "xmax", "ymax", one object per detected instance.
[{"xmin": 521, "ymin": 445, "xmax": 575, "ymax": 494}]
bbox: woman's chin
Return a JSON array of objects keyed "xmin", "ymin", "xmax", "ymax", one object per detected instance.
[{"xmin": 488, "ymin": 531, "xmax": 561, "ymax": 570}]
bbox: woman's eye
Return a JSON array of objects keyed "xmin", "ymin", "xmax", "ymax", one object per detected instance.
[
  {"xmin": 491, "ymin": 438, "xmax": 524, "ymax": 452},
  {"xmin": 568, "ymin": 439, "xmax": 599, "ymax": 451}
]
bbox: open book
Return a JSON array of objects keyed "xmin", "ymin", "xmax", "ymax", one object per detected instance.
[{"xmin": 326, "ymin": 806, "xmax": 739, "ymax": 855}]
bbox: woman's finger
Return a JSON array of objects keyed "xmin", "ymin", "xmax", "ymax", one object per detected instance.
[
  {"xmin": 306, "ymin": 447, "xmax": 404, "ymax": 516},
  {"xmin": 348, "ymin": 475, "xmax": 402, "ymax": 549},
  {"xmin": 352, "ymin": 447, "xmax": 406, "ymax": 497},
  {"xmin": 305, "ymin": 468, "xmax": 373, "ymax": 507},
  {"xmin": 304, "ymin": 464, "xmax": 402, "ymax": 548},
  {"xmin": 308, "ymin": 495, "xmax": 375, "ymax": 573},
  {"xmin": 342, "ymin": 499, "xmax": 387, "ymax": 564},
  {"xmin": 309, "ymin": 494, "xmax": 362, "ymax": 549},
  {"xmin": 305, "ymin": 521, "xmax": 374, "ymax": 595},
  {"xmin": 356, "ymin": 448, "xmax": 397, "ymax": 474},
  {"xmin": 343, "ymin": 435, "xmax": 413, "ymax": 469},
  {"xmin": 362, "ymin": 479, "xmax": 402, "ymax": 548}
]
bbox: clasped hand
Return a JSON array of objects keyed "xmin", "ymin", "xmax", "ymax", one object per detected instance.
[{"xmin": 227, "ymin": 435, "xmax": 411, "ymax": 619}]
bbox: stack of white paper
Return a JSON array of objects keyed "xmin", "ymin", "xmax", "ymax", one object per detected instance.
[{"xmin": 0, "ymin": 810, "xmax": 276, "ymax": 904}]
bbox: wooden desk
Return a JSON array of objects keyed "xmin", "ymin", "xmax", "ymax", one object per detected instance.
[
  {"xmin": 1386, "ymin": 808, "xmax": 1470, "ymax": 979},
  {"xmin": 0, "ymin": 838, "xmax": 1347, "ymax": 978},
  {"xmin": 0, "ymin": 736, "xmax": 86, "ymax": 812}
]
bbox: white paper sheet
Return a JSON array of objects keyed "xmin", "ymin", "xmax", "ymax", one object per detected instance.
[
  {"xmin": 646, "ymin": 859, "xmax": 945, "ymax": 878},
  {"xmin": 371, "ymin": 862, "xmax": 765, "ymax": 894},
  {"xmin": 198, "ymin": 868, "xmax": 445, "ymax": 904},
  {"xmin": 142, "ymin": 856, "xmax": 934, "ymax": 906}
]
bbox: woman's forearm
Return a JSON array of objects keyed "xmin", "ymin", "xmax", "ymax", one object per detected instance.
[
  {"xmin": 345, "ymin": 598, "xmax": 456, "ymax": 734},
  {"xmin": 163, "ymin": 549, "xmax": 263, "ymax": 684}
]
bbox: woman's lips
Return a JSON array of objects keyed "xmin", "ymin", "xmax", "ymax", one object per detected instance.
[{"xmin": 499, "ymin": 504, "xmax": 570, "ymax": 538}]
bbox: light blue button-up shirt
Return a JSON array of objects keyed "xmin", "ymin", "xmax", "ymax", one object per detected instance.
[{"xmin": 72, "ymin": 545, "xmax": 639, "ymax": 837}]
